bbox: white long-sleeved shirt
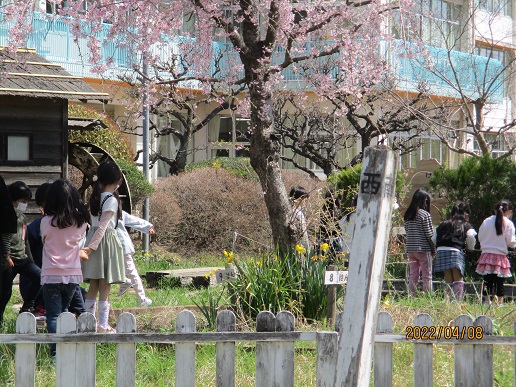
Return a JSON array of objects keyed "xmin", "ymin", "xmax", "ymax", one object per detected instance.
[
  {"xmin": 116, "ymin": 211, "xmax": 153, "ymax": 255},
  {"xmin": 478, "ymin": 215, "xmax": 516, "ymax": 255}
]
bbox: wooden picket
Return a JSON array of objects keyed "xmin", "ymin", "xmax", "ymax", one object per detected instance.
[{"xmin": 4, "ymin": 310, "xmax": 516, "ymax": 386}]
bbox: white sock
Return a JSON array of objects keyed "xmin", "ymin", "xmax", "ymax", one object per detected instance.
[{"xmin": 98, "ymin": 301, "xmax": 110, "ymax": 328}]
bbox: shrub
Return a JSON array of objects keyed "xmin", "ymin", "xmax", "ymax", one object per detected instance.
[
  {"xmin": 150, "ymin": 168, "xmax": 271, "ymax": 253},
  {"xmin": 185, "ymin": 157, "xmax": 258, "ymax": 180},
  {"xmin": 429, "ymin": 156, "xmax": 516, "ymax": 231},
  {"xmin": 68, "ymin": 104, "xmax": 133, "ymax": 163},
  {"xmin": 150, "ymin": 167, "xmax": 320, "ymax": 254},
  {"xmin": 116, "ymin": 159, "xmax": 155, "ymax": 205}
]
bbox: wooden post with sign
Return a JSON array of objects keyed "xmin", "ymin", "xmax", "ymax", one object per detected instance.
[
  {"xmin": 327, "ymin": 264, "xmax": 337, "ymax": 325},
  {"xmin": 333, "ymin": 146, "xmax": 398, "ymax": 386}
]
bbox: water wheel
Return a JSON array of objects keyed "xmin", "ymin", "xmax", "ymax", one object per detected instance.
[{"xmin": 68, "ymin": 142, "xmax": 132, "ymax": 213}]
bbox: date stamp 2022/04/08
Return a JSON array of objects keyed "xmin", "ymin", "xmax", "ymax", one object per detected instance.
[{"xmin": 405, "ymin": 325, "xmax": 484, "ymax": 340}]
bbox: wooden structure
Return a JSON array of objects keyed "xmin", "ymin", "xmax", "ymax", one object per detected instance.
[
  {"xmin": 0, "ymin": 48, "xmax": 109, "ymax": 214},
  {"xmin": 1, "ymin": 310, "xmax": 507, "ymax": 387},
  {"xmin": 334, "ymin": 146, "xmax": 398, "ymax": 386}
]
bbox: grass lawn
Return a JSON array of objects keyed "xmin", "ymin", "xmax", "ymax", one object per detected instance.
[{"xmin": 1, "ymin": 250, "xmax": 516, "ymax": 386}]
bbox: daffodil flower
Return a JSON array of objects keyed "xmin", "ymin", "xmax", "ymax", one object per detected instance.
[
  {"xmin": 256, "ymin": 261, "xmax": 262, "ymax": 268},
  {"xmin": 223, "ymin": 250, "xmax": 229, "ymax": 257},
  {"xmin": 320, "ymin": 255, "xmax": 326, "ymax": 260},
  {"xmin": 320, "ymin": 243, "xmax": 329, "ymax": 252},
  {"xmin": 227, "ymin": 251, "xmax": 234, "ymax": 263},
  {"xmin": 295, "ymin": 244, "xmax": 306, "ymax": 255},
  {"xmin": 312, "ymin": 255, "xmax": 319, "ymax": 261}
]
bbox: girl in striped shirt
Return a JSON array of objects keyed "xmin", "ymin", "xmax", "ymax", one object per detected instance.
[{"xmin": 404, "ymin": 189, "xmax": 435, "ymax": 296}]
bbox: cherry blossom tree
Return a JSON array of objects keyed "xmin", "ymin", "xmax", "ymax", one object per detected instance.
[{"xmin": 2, "ymin": 0, "xmax": 413, "ymax": 251}]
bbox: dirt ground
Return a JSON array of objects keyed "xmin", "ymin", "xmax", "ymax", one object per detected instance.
[{"xmin": 110, "ymin": 305, "xmax": 201, "ymax": 332}]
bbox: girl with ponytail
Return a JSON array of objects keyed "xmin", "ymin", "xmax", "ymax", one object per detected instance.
[{"xmin": 476, "ymin": 199, "xmax": 516, "ymax": 305}]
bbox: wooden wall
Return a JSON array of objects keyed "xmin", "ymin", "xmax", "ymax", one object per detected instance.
[{"xmin": 0, "ymin": 95, "xmax": 67, "ymax": 217}]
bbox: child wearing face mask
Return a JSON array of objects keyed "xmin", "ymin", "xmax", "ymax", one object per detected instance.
[{"xmin": 0, "ymin": 181, "xmax": 42, "ymax": 322}]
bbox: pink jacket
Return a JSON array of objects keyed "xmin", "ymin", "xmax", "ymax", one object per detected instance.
[{"xmin": 40, "ymin": 216, "xmax": 87, "ymax": 277}]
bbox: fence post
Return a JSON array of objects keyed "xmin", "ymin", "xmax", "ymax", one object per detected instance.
[
  {"xmin": 474, "ymin": 316, "xmax": 493, "ymax": 387},
  {"xmin": 413, "ymin": 313, "xmax": 433, "ymax": 387},
  {"xmin": 15, "ymin": 312, "xmax": 36, "ymax": 387},
  {"xmin": 216, "ymin": 310, "xmax": 236, "ymax": 387},
  {"xmin": 116, "ymin": 312, "xmax": 137, "ymax": 387},
  {"xmin": 176, "ymin": 310, "xmax": 196, "ymax": 387},
  {"xmin": 76, "ymin": 312, "xmax": 96, "ymax": 386},
  {"xmin": 256, "ymin": 311, "xmax": 295, "ymax": 387},
  {"xmin": 454, "ymin": 314, "xmax": 474, "ymax": 386},
  {"xmin": 326, "ymin": 264, "xmax": 337, "ymax": 326},
  {"xmin": 334, "ymin": 146, "xmax": 398, "ymax": 386},
  {"xmin": 374, "ymin": 312, "xmax": 393, "ymax": 387},
  {"xmin": 316, "ymin": 331, "xmax": 338, "ymax": 387},
  {"xmin": 57, "ymin": 312, "xmax": 78, "ymax": 387}
]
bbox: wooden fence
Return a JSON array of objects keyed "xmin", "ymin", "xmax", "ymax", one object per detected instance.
[{"xmin": 1, "ymin": 310, "xmax": 514, "ymax": 386}]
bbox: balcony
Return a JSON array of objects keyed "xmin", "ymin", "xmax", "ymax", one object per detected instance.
[
  {"xmin": 0, "ymin": 13, "xmax": 504, "ymax": 102},
  {"xmin": 391, "ymin": 40, "xmax": 504, "ymax": 102}
]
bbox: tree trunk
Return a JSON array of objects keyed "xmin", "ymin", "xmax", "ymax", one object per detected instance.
[
  {"xmin": 170, "ymin": 131, "xmax": 190, "ymax": 175},
  {"xmin": 474, "ymin": 101, "xmax": 491, "ymax": 156},
  {"xmin": 248, "ymin": 87, "xmax": 295, "ymax": 254}
]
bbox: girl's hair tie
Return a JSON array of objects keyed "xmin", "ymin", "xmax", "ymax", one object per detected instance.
[{"xmin": 92, "ymin": 175, "xmax": 98, "ymax": 182}]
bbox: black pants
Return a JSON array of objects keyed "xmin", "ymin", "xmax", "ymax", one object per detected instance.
[
  {"xmin": 483, "ymin": 274, "xmax": 505, "ymax": 298},
  {"xmin": 0, "ymin": 258, "xmax": 41, "ymax": 321}
]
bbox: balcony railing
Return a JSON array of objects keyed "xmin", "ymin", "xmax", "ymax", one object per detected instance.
[
  {"xmin": 391, "ymin": 40, "xmax": 504, "ymax": 102},
  {"xmin": 0, "ymin": 12, "xmax": 504, "ymax": 102}
]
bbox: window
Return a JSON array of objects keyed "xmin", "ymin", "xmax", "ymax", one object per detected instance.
[
  {"xmin": 476, "ymin": 46, "xmax": 506, "ymax": 64},
  {"xmin": 1, "ymin": 134, "xmax": 32, "ymax": 162},
  {"xmin": 473, "ymin": 132, "xmax": 515, "ymax": 158},
  {"xmin": 208, "ymin": 116, "xmax": 250, "ymax": 158},
  {"xmin": 479, "ymin": 0, "xmax": 511, "ymax": 16},
  {"xmin": 393, "ymin": 0, "xmax": 462, "ymax": 49}
]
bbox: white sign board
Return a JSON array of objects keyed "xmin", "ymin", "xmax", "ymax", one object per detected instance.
[
  {"xmin": 325, "ymin": 271, "xmax": 348, "ymax": 285},
  {"xmin": 215, "ymin": 269, "xmax": 236, "ymax": 283}
]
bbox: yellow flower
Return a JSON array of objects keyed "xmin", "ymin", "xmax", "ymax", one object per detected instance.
[
  {"xmin": 144, "ymin": 252, "xmax": 150, "ymax": 257},
  {"xmin": 209, "ymin": 270, "xmax": 214, "ymax": 277},
  {"xmin": 256, "ymin": 261, "xmax": 262, "ymax": 267},
  {"xmin": 204, "ymin": 274, "xmax": 209, "ymax": 279},
  {"xmin": 312, "ymin": 255, "xmax": 319, "ymax": 261},
  {"xmin": 275, "ymin": 255, "xmax": 279, "ymax": 261},
  {"xmin": 320, "ymin": 255, "xmax": 326, "ymax": 260},
  {"xmin": 223, "ymin": 250, "xmax": 229, "ymax": 257},
  {"xmin": 227, "ymin": 252, "xmax": 234, "ymax": 263},
  {"xmin": 320, "ymin": 243, "xmax": 329, "ymax": 252},
  {"xmin": 295, "ymin": 244, "xmax": 306, "ymax": 254}
]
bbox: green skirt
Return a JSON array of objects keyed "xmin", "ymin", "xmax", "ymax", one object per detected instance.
[{"xmin": 82, "ymin": 228, "xmax": 125, "ymax": 284}]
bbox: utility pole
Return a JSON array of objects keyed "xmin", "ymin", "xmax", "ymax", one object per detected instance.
[{"xmin": 142, "ymin": 55, "xmax": 150, "ymax": 252}]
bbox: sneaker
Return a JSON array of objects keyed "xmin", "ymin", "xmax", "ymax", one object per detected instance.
[
  {"xmin": 20, "ymin": 307, "xmax": 46, "ymax": 321},
  {"xmin": 33, "ymin": 305, "xmax": 47, "ymax": 321},
  {"xmin": 97, "ymin": 325, "xmax": 116, "ymax": 334},
  {"xmin": 117, "ymin": 281, "xmax": 134, "ymax": 297},
  {"xmin": 140, "ymin": 298, "xmax": 152, "ymax": 307}
]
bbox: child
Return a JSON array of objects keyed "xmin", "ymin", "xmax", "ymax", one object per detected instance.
[
  {"xmin": 290, "ymin": 186, "xmax": 309, "ymax": 251},
  {"xmin": 403, "ymin": 189, "xmax": 435, "ymax": 296},
  {"xmin": 433, "ymin": 202, "xmax": 477, "ymax": 301},
  {"xmin": 476, "ymin": 199, "xmax": 516, "ymax": 305},
  {"xmin": 116, "ymin": 211, "xmax": 154, "ymax": 307},
  {"xmin": 22, "ymin": 182, "xmax": 51, "ymax": 319},
  {"xmin": 0, "ymin": 181, "xmax": 42, "ymax": 322},
  {"xmin": 40, "ymin": 179, "xmax": 89, "ymax": 357},
  {"xmin": 81, "ymin": 161, "xmax": 125, "ymax": 333},
  {"xmin": 0, "ymin": 175, "xmax": 17, "ymax": 298}
]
